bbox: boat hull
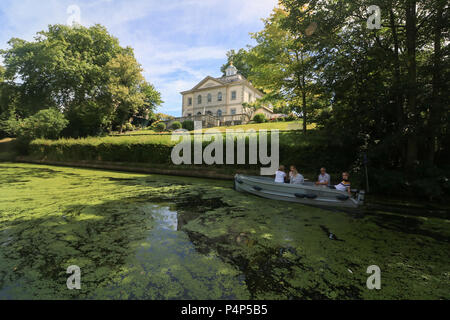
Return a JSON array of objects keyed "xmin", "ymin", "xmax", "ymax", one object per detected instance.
[{"xmin": 234, "ymin": 174, "xmax": 364, "ymax": 209}]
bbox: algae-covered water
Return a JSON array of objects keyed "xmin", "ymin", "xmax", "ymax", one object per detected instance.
[{"xmin": 0, "ymin": 163, "xmax": 449, "ymax": 300}]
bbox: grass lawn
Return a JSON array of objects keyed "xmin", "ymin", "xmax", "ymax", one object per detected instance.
[{"xmin": 112, "ymin": 120, "xmax": 316, "ymax": 136}]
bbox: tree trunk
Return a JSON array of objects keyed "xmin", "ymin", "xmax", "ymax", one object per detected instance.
[
  {"xmin": 389, "ymin": 9, "xmax": 404, "ymax": 129},
  {"xmin": 425, "ymin": 0, "xmax": 444, "ymax": 167},
  {"xmin": 302, "ymin": 90, "xmax": 307, "ymax": 134},
  {"xmin": 405, "ymin": 0, "xmax": 418, "ymax": 169}
]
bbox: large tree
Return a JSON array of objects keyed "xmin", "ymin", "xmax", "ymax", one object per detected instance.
[
  {"xmin": 1, "ymin": 24, "xmax": 161, "ymax": 137},
  {"xmin": 281, "ymin": 0, "xmax": 449, "ymax": 169},
  {"xmin": 244, "ymin": 8, "xmax": 319, "ymax": 133}
]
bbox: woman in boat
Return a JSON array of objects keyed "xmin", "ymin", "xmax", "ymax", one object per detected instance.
[
  {"xmin": 274, "ymin": 165, "xmax": 287, "ymax": 183},
  {"xmin": 335, "ymin": 172, "xmax": 352, "ymax": 195},
  {"xmin": 289, "ymin": 165, "xmax": 305, "ymax": 184}
]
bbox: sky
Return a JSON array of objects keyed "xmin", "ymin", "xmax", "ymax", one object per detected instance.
[{"xmin": 0, "ymin": 0, "xmax": 278, "ymax": 116}]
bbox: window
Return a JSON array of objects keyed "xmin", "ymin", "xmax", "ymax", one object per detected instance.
[
  {"xmin": 198, "ymin": 95, "xmax": 202, "ymax": 104},
  {"xmin": 188, "ymin": 97, "xmax": 192, "ymax": 106},
  {"xmin": 187, "ymin": 113, "xmax": 192, "ymax": 117},
  {"xmin": 218, "ymin": 92, "xmax": 223, "ymax": 102},
  {"xmin": 231, "ymin": 109, "xmax": 236, "ymax": 115},
  {"xmin": 248, "ymin": 93, "xmax": 252, "ymax": 102},
  {"xmin": 217, "ymin": 110, "xmax": 222, "ymax": 117},
  {"xmin": 197, "ymin": 112, "xmax": 202, "ymax": 115},
  {"xmin": 207, "ymin": 93, "xmax": 212, "ymax": 103},
  {"xmin": 206, "ymin": 111, "xmax": 212, "ymax": 115},
  {"xmin": 231, "ymin": 91, "xmax": 237, "ymax": 100}
]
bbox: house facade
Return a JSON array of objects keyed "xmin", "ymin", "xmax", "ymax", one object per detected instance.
[{"xmin": 175, "ymin": 64, "xmax": 273, "ymax": 127}]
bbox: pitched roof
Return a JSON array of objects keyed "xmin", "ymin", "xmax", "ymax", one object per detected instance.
[{"xmin": 181, "ymin": 74, "xmax": 264, "ymax": 96}]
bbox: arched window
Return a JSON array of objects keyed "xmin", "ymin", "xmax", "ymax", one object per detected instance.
[
  {"xmin": 207, "ymin": 93, "xmax": 212, "ymax": 103},
  {"xmin": 217, "ymin": 110, "xmax": 222, "ymax": 117},
  {"xmin": 198, "ymin": 95, "xmax": 202, "ymax": 104},
  {"xmin": 206, "ymin": 111, "xmax": 212, "ymax": 115},
  {"xmin": 197, "ymin": 112, "xmax": 202, "ymax": 115},
  {"xmin": 218, "ymin": 92, "xmax": 223, "ymax": 102}
]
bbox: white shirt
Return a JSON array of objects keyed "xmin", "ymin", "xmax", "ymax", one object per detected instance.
[
  {"xmin": 318, "ymin": 173, "xmax": 330, "ymax": 185},
  {"xmin": 290, "ymin": 173, "xmax": 304, "ymax": 184},
  {"xmin": 335, "ymin": 181, "xmax": 351, "ymax": 192},
  {"xmin": 274, "ymin": 170, "xmax": 286, "ymax": 183}
]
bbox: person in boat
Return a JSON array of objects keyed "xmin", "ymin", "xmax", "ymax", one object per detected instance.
[
  {"xmin": 289, "ymin": 165, "xmax": 304, "ymax": 184},
  {"xmin": 315, "ymin": 167, "xmax": 330, "ymax": 186},
  {"xmin": 335, "ymin": 172, "xmax": 352, "ymax": 195},
  {"xmin": 274, "ymin": 165, "xmax": 287, "ymax": 183}
]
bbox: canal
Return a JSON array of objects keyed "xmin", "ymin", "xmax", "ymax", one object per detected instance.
[{"xmin": 0, "ymin": 163, "xmax": 448, "ymax": 299}]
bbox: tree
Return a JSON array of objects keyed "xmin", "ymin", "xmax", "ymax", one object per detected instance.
[
  {"xmin": 245, "ymin": 7, "xmax": 318, "ymax": 133},
  {"xmin": 280, "ymin": 0, "xmax": 449, "ymax": 171},
  {"xmin": 106, "ymin": 54, "xmax": 162, "ymax": 133},
  {"xmin": 221, "ymin": 49, "xmax": 252, "ymax": 79},
  {"xmin": 1, "ymin": 24, "xmax": 162, "ymax": 137}
]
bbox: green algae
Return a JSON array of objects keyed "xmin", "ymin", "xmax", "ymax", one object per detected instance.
[{"xmin": 0, "ymin": 163, "xmax": 449, "ymax": 300}]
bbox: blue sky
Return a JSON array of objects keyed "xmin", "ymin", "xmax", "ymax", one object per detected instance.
[{"xmin": 0, "ymin": 0, "xmax": 277, "ymax": 116}]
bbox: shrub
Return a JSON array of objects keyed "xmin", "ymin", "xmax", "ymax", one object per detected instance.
[
  {"xmin": 182, "ymin": 120, "xmax": 194, "ymax": 131},
  {"xmin": 286, "ymin": 113, "xmax": 298, "ymax": 122},
  {"xmin": 171, "ymin": 121, "xmax": 182, "ymax": 130},
  {"xmin": 19, "ymin": 109, "xmax": 69, "ymax": 140},
  {"xmin": 154, "ymin": 122, "xmax": 166, "ymax": 132},
  {"xmin": 253, "ymin": 114, "xmax": 266, "ymax": 123},
  {"xmin": 120, "ymin": 122, "xmax": 135, "ymax": 133}
]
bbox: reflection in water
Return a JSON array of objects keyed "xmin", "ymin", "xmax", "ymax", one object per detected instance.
[
  {"xmin": 95, "ymin": 204, "xmax": 249, "ymax": 300},
  {"xmin": 151, "ymin": 205, "xmax": 179, "ymax": 231}
]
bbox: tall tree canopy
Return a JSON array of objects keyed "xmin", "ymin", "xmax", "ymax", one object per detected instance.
[
  {"xmin": 222, "ymin": 8, "xmax": 328, "ymax": 133},
  {"xmin": 221, "ymin": 49, "xmax": 252, "ymax": 79},
  {"xmin": 280, "ymin": 0, "xmax": 449, "ymax": 170},
  {"xmin": 1, "ymin": 24, "xmax": 162, "ymax": 137}
]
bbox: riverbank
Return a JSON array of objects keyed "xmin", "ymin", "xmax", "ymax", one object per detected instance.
[{"xmin": 14, "ymin": 157, "xmax": 450, "ymax": 219}]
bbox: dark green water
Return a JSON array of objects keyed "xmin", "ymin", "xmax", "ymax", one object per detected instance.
[{"xmin": 0, "ymin": 163, "xmax": 449, "ymax": 299}]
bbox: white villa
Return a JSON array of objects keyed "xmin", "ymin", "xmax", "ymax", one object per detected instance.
[{"xmin": 168, "ymin": 64, "xmax": 274, "ymax": 127}]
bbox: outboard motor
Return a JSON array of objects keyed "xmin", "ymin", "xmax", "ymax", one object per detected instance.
[{"xmin": 357, "ymin": 190, "xmax": 366, "ymax": 204}]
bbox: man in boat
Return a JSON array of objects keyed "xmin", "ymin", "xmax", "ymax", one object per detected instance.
[
  {"xmin": 289, "ymin": 165, "xmax": 304, "ymax": 184},
  {"xmin": 274, "ymin": 165, "xmax": 287, "ymax": 183},
  {"xmin": 335, "ymin": 172, "xmax": 352, "ymax": 195},
  {"xmin": 315, "ymin": 167, "xmax": 331, "ymax": 186}
]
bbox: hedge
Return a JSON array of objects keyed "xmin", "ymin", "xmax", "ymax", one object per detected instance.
[{"xmin": 28, "ymin": 132, "xmax": 354, "ymax": 175}]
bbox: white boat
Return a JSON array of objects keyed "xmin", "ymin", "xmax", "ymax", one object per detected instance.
[{"xmin": 234, "ymin": 174, "xmax": 365, "ymax": 208}]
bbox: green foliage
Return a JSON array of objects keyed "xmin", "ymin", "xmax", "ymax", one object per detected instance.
[
  {"xmin": 253, "ymin": 114, "xmax": 266, "ymax": 123},
  {"xmin": 122, "ymin": 122, "xmax": 135, "ymax": 132},
  {"xmin": 171, "ymin": 121, "xmax": 182, "ymax": 130},
  {"xmin": 182, "ymin": 120, "xmax": 194, "ymax": 131},
  {"xmin": 238, "ymin": 7, "xmax": 321, "ymax": 132},
  {"xmin": 279, "ymin": 0, "xmax": 449, "ymax": 170},
  {"xmin": 0, "ymin": 65, "xmax": 4, "ymax": 82},
  {"xmin": 221, "ymin": 49, "xmax": 251, "ymax": 78},
  {"xmin": 286, "ymin": 113, "xmax": 298, "ymax": 122},
  {"xmin": 154, "ymin": 122, "xmax": 166, "ymax": 132},
  {"xmin": 18, "ymin": 109, "xmax": 69, "ymax": 141},
  {"xmin": 1, "ymin": 24, "xmax": 161, "ymax": 137}
]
